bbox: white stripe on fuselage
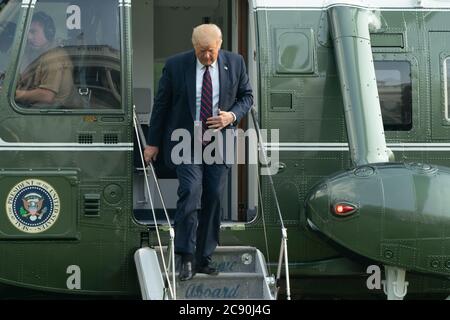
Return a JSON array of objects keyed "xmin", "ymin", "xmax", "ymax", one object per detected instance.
[
  {"xmin": 253, "ymin": 0, "xmax": 450, "ymax": 9},
  {"xmin": 264, "ymin": 142, "xmax": 450, "ymax": 151},
  {"xmin": 0, "ymin": 141, "xmax": 133, "ymax": 151}
]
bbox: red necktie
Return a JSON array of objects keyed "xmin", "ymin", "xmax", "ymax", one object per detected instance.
[{"xmin": 200, "ymin": 66, "xmax": 212, "ymax": 145}]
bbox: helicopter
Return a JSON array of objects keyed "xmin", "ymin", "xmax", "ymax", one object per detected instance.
[{"xmin": 0, "ymin": 0, "xmax": 450, "ymax": 300}]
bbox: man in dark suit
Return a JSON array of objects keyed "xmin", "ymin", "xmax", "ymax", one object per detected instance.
[{"xmin": 144, "ymin": 24, "xmax": 253, "ymax": 281}]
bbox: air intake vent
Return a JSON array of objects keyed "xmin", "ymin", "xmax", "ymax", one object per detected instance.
[
  {"xmin": 78, "ymin": 134, "xmax": 93, "ymax": 144},
  {"xmin": 84, "ymin": 194, "xmax": 100, "ymax": 216},
  {"xmin": 104, "ymin": 133, "xmax": 118, "ymax": 144}
]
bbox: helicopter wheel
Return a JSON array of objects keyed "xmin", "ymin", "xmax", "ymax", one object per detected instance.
[{"xmin": 382, "ymin": 265, "xmax": 409, "ymax": 300}]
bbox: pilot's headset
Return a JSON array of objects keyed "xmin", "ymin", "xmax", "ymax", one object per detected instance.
[{"xmin": 31, "ymin": 11, "xmax": 56, "ymax": 43}]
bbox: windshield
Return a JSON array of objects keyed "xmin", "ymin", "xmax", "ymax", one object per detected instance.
[
  {"xmin": 13, "ymin": 0, "xmax": 122, "ymax": 110},
  {"xmin": 0, "ymin": 0, "xmax": 20, "ymax": 87}
]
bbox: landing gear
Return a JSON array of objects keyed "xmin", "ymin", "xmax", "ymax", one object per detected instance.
[{"xmin": 382, "ymin": 265, "xmax": 409, "ymax": 300}]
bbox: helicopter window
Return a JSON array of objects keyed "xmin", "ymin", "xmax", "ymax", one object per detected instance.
[
  {"xmin": 374, "ymin": 61, "xmax": 412, "ymax": 131},
  {"xmin": 445, "ymin": 58, "xmax": 450, "ymax": 120},
  {"xmin": 14, "ymin": 0, "xmax": 121, "ymax": 110},
  {"xmin": 0, "ymin": 0, "xmax": 20, "ymax": 88}
]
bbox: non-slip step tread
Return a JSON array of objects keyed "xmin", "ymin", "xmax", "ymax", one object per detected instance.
[{"xmin": 167, "ymin": 272, "xmax": 266, "ymax": 279}]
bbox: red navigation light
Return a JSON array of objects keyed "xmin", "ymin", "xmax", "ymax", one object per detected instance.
[{"xmin": 333, "ymin": 203, "xmax": 357, "ymax": 217}]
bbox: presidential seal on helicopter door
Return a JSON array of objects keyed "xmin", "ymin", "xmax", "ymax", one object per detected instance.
[{"xmin": 6, "ymin": 179, "xmax": 60, "ymax": 234}]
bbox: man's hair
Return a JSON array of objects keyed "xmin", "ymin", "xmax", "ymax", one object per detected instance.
[
  {"xmin": 31, "ymin": 11, "xmax": 56, "ymax": 42},
  {"xmin": 192, "ymin": 24, "xmax": 222, "ymax": 46}
]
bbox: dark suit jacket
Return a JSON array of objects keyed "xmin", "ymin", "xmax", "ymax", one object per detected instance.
[{"xmin": 147, "ymin": 49, "xmax": 253, "ymax": 168}]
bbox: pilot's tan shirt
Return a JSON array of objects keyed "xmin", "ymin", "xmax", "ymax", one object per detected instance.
[{"xmin": 17, "ymin": 47, "xmax": 77, "ymax": 108}]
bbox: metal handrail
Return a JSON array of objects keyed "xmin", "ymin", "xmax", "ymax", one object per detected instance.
[
  {"xmin": 133, "ymin": 106, "xmax": 176, "ymax": 300},
  {"xmin": 250, "ymin": 107, "xmax": 291, "ymax": 300}
]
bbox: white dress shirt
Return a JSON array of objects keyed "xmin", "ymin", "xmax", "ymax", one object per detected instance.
[
  {"xmin": 196, "ymin": 59, "xmax": 220, "ymax": 121},
  {"xmin": 195, "ymin": 59, "xmax": 237, "ymax": 123}
]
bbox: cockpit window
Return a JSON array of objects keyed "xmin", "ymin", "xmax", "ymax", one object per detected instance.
[
  {"xmin": 374, "ymin": 61, "xmax": 412, "ymax": 131},
  {"xmin": 14, "ymin": 0, "xmax": 121, "ymax": 110},
  {"xmin": 0, "ymin": 0, "xmax": 20, "ymax": 88}
]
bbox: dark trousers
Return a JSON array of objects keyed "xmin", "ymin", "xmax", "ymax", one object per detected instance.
[{"xmin": 174, "ymin": 163, "xmax": 229, "ymax": 265}]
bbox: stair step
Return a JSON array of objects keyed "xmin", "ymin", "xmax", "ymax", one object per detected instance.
[
  {"xmin": 144, "ymin": 246, "xmax": 276, "ymax": 300},
  {"xmin": 154, "ymin": 246, "xmax": 260, "ymax": 273},
  {"xmin": 173, "ymin": 273, "xmax": 268, "ymax": 300}
]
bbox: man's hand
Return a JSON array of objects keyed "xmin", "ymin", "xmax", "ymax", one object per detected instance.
[
  {"xmin": 144, "ymin": 146, "xmax": 159, "ymax": 163},
  {"xmin": 15, "ymin": 88, "xmax": 55, "ymax": 104},
  {"xmin": 206, "ymin": 110, "xmax": 234, "ymax": 131},
  {"xmin": 15, "ymin": 89, "xmax": 25, "ymax": 101}
]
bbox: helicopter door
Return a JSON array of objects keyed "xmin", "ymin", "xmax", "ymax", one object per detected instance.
[
  {"xmin": 132, "ymin": 0, "xmax": 253, "ymax": 225},
  {"xmin": 0, "ymin": 0, "xmax": 127, "ymax": 239}
]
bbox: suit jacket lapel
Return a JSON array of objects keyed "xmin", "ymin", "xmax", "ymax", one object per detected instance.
[
  {"xmin": 185, "ymin": 50, "xmax": 197, "ymax": 120},
  {"xmin": 218, "ymin": 51, "xmax": 228, "ymax": 108}
]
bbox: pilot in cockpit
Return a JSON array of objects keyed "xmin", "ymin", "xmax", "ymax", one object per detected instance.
[{"xmin": 15, "ymin": 11, "xmax": 77, "ymax": 108}]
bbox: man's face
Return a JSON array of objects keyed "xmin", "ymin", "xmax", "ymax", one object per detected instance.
[
  {"xmin": 194, "ymin": 38, "xmax": 222, "ymax": 66},
  {"xmin": 27, "ymin": 21, "xmax": 48, "ymax": 49}
]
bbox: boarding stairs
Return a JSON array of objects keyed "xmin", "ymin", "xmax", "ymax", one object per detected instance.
[
  {"xmin": 132, "ymin": 107, "xmax": 290, "ymax": 300},
  {"xmin": 135, "ymin": 246, "xmax": 276, "ymax": 300}
]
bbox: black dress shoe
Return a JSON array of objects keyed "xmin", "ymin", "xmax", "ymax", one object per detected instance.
[
  {"xmin": 179, "ymin": 261, "xmax": 195, "ymax": 281},
  {"xmin": 196, "ymin": 264, "xmax": 219, "ymax": 276}
]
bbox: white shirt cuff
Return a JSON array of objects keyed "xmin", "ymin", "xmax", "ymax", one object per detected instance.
[{"xmin": 230, "ymin": 111, "xmax": 237, "ymax": 123}]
